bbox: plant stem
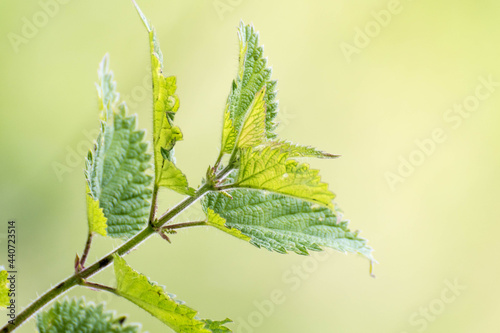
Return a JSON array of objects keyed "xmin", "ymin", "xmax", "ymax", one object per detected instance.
[
  {"xmin": 79, "ymin": 233, "xmax": 93, "ymax": 268},
  {"xmin": 0, "ymin": 184, "xmax": 212, "ymax": 333},
  {"xmin": 153, "ymin": 183, "xmax": 212, "ymax": 228},
  {"xmin": 216, "ymin": 162, "xmax": 237, "ymax": 183},
  {"xmin": 214, "ymin": 152, "xmax": 224, "ymax": 170},
  {"xmin": 163, "ymin": 221, "xmax": 207, "ymax": 230},
  {"xmin": 79, "ymin": 281, "xmax": 117, "ymax": 294},
  {"xmin": 148, "ymin": 184, "xmax": 159, "ymax": 225},
  {"xmin": 216, "ymin": 184, "xmax": 238, "ymax": 191},
  {"xmin": 0, "ymin": 275, "xmax": 80, "ymax": 333}
]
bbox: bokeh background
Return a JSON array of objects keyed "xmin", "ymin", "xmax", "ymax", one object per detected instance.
[{"xmin": 1, "ymin": 0, "xmax": 499, "ymax": 332}]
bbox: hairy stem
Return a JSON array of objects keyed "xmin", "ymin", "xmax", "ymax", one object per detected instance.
[
  {"xmin": 163, "ymin": 221, "xmax": 207, "ymax": 230},
  {"xmin": 214, "ymin": 152, "xmax": 224, "ymax": 170},
  {"xmin": 0, "ymin": 183, "xmax": 212, "ymax": 333},
  {"xmin": 0, "ymin": 275, "xmax": 80, "ymax": 333},
  {"xmin": 148, "ymin": 184, "xmax": 159, "ymax": 225},
  {"xmin": 153, "ymin": 183, "xmax": 212, "ymax": 228},
  {"xmin": 79, "ymin": 281, "xmax": 117, "ymax": 294},
  {"xmin": 79, "ymin": 233, "xmax": 93, "ymax": 268}
]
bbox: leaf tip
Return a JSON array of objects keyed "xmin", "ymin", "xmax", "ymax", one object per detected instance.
[{"xmin": 131, "ymin": 0, "xmax": 152, "ymax": 32}]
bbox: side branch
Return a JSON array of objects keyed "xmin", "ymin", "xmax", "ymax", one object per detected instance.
[
  {"xmin": 162, "ymin": 221, "xmax": 207, "ymax": 231},
  {"xmin": 79, "ymin": 281, "xmax": 117, "ymax": 294},
  {"xmin": 0, "ymin": 182, "xmax": 212, "ymax": 332}
]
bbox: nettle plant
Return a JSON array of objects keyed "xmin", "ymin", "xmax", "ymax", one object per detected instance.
[{"xmin": 1, "ymin": 2, "xmax": 374, "ymax": 332}]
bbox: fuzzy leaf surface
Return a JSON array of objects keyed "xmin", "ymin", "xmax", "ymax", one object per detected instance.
[
  {"xmin": 113, "ymin": 255, "xmax": 232, "ymax": 333},
  {"xmin": 36, "ymin": 298, "xmax": 141, "ymax": 333},
  {"xmin": 86, "ymin": 59, "xmax": 153, "ymax": 239},
  {"xmin": 95, "ymin": 54, "xmax": 118, "ymax": 121},
  {"xmin": 203, "ymin": 189, "xmax": 373, "ymax": 259},
  {"xmin": 236, "ymin": 147, "xmax": 335, "ymax": 208},
  {"xmin": 224, "ymin": 22, "xmax": 278, "ymax": 149},
  {"xmin": 262, "ymin": 140, "xmax": 340, "ymax": 159}
]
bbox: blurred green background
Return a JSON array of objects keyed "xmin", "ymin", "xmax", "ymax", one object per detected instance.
[{"xmin": 1, "ymin": 0, "xmax": 499, "ymax": 332}]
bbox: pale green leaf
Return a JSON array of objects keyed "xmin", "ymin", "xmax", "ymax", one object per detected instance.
[
  {"xmin": 202, "ymin": 319, "xmax": 232, "ymax": 332},
  {"xmin": 0, "ymin": 269, "xmax": 9, "ymax": 308},
  {"xmin": 133, "ymin": 1, "xmax": 193, "ymax": 195},
  {"xmin": 131, "ymin": 0, "xmax": 151, "ymax": 31},
  {"xmin": 262, "ymin": 140, "xmax": 340, "ymax": 159},
  {"xmin": 95, "ymin": 54, "xmax": 118, "ymax": 121},
  {"xmin": 205, "ymin": 208, "xmax": 251, "ymax": 241},
  {"xmin": 86, "ymin": 184, "xmax": 107, "ymax": 237},
  {"xmin": 221, "ymin": 107, "xmax": 237, "ymax": 154},
  {"xmin": 203, "ymin": 188, "xmax": 373, "ymax": 260},
  {"xmin": 36, "ymin": 298, "xmax": 141, "ymax": 333},
  {"xmin": 236, "ymin": 147, "xmax": 335, "ymax": 208},
  {"xmin": 86, "ymin": 58, "xmax": 153, "ymax": 239},
  {"xmin": 113, "ymin": 255, "xmax": 232, "ymax": 333},
  {"xmin": 151, "ymin": 73, "xmax": 183, "ymax": 181},
  {"xmin": 225, "ymin": 23, "xmax": 278, "ymax": 143},
  {"xmin": 237, "ymin": 87, "xmax": 266, "ymax": 149},
  {"xmin": 158, "ymin": 160, "xmax": 196, "ymax": 196}
]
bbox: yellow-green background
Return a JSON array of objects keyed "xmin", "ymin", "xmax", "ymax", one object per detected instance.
[{"xmin": 1, "ymin": 0, "xmax": 499, "ymax": 332}]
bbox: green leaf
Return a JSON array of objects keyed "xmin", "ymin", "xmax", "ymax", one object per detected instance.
[
  {"xmin": 95, "ymin": 54, "xmax": 119, "ymax": 121},
  {"xmin": 224, "ymin": 23, "xmax": 278, "ymax": 147},
  {"xmin": 86, "ymin": 184, "xmax": 107, "ymax": 237},
  {"xmin": 150, "ymin": 72, "xmax": 183, "ymax": 183},
  {"xmin": 113, "ymin": 255, "xmax": 232, "ymax": 333},
  {"xmin": 203, "ymin": 319, "xmax": 232, "ymax": 333},
  {"xmin": 86, "ymin": 57, "xmax": 153, "ymax": 239},
  {"xmin": 203, "ymin": 188, "xmax": 373, "ymax": 259},
  {"xmin": 132, "ymin": 1, "xmax": 192, "ymax": 196},
  {"xmin": 158, "ymin": 160, "xmax": 196, "ymax": 196},
  {"xmin": 0, "ymin": 269, "xmax": 9, "ymax": 308},
  {"xmin": 221, "ymin": 107, "xmax": 237, "ymax": 154},
  {"xmin": 205, "ymin": 208, "xmax": 251, "ymax": 241},
  {"xmin": 236, "ymin": 87, "xmax": 266, "ymax": 149},
  {"xmin": 235, "ymin": 147, "xmax": 335, "ymax": 208},
  {"xmin": 36, "ymin": 298, "xmax": 141, "ymax": 333},
  {"xmin": 262, "ymin": 140, "xmax": 340, "ymax": 159}
]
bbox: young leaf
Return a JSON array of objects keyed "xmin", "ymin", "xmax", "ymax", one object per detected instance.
[
  {"xmin": 95, "ymin": 54, "xmax": 119, "ymax": 121},
  {"xmin": 0, "ymin": 269, "xmax": 9, "ymax": 308},
  {"xmin": 236, "ymin": 87, "xmax": 267, "ymax": 149},
  {"xmin": 205, "ymin": 208, "xmax": 251, "ymax": 241},
  {"xmin": 261, "ymin": 140, "xmax": 340, "ymax": 159},
  {"xmin": 221, "ymin": 107, "xmax": 237, "ymax": 154},
  {"xmin": 36, "ymin": 298, "xmax": 141, "ymax": 333},
  {"xmin": 222, "ymin": 22, "xmax": 278, "ymax": 154},
  {"xmin": 203, "ymin": 188, "xmax": 373, "ymax": 260},
  {"xmin": 86, "ymin": 58, "xmax": 153, "ymax": 239},
  {"xmin": 132, "ymin": 1, "xmax": 193, "ymax": 196},
  {"xmin": 235, "ymin": 147, "xmax": 335, "ymax": 208},
  {"xmin": 86, "ymin": 184, "xmax": 107, "ymax": 237},
  {"xmin": 158, "ymin": 160, "xmax": 196, "ymax": 196},
  {"xmin": 113, "ymin": 255, "xmax": 232, "ymax": 333}
]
